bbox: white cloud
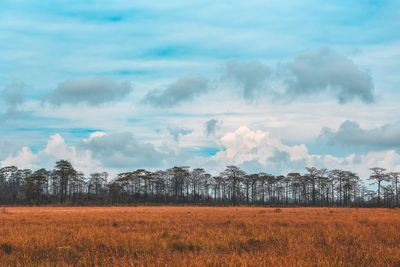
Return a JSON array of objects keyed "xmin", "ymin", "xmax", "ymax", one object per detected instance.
[
  {"xmin": 84, "ymin": 131, "xmax": 107, "ymax": 142},
  {"xmin": 1, "ymin": 147, "xmax": 37, "ymax": 170},
  {"xmin": 2, "ymin": 126, "xmax": 400, "ymax": 180},
  {"xmin": 212, "ymin": 126, "xmax": 308, "ymax": 170},
  {"xmin": 211, "ymin": 126, "xmax": 400, "ymax": 178},
  {"xmin": 1, "ymin": 134, "xmax": 102, "ymax": 174}
]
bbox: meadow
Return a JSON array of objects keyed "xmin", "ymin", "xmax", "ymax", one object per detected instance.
[{"xmin": 1, "ymin": 207, "xmax": 400, "ymax": 266}]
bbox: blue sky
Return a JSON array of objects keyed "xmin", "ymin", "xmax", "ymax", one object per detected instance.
[{"xmin": 1, "ymin": 0, "xmax": 400, "ymax": 178}]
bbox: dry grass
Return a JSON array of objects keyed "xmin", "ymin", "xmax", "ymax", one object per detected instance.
[
  {"xmin": 1, "ymin": 207, "xmax": 400, "ymax": 266},
  {"xmin": 0, "ymin": 207, "xmax": 9, "ymax": 214}
]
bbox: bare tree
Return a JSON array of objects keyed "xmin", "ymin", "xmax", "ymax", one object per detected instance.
[
  {"xmin": 369, "ymin": 167, "xmax": 390, "ymax": 206},
  {"xmin": 389, "ymin": 172, "xmax": 400, "ymax": 207},
  {"xmin": 55, "ymin": 160, "xmax": 76, "ymax": 203},
  {"xmin": 221, "ymin": 166, "xmax": 245, "ymax": 205}
]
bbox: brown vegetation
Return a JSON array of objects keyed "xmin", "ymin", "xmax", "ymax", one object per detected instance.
[{"xmin": 1, "ymin": 207, "xmax": 400, "ymax": 266}]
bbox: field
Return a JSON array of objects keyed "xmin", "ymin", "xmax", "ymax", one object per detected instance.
[{"xmin": 1, "ymin": 207, "xmax": 400, "ymax": 266}]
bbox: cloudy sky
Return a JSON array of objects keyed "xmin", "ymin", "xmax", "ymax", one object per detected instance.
[{"xmin": 1, "ymin": 0, "xmax": 400, "ymax": 178}]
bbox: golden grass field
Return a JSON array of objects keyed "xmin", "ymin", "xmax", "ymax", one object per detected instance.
[{"xmin": 1, "ymin": 207, "xmax": 400, "ymax": 266}]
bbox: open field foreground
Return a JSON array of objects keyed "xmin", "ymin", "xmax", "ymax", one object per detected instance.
[{"xmin": 1, "ymin": 207, "xmax": 400, "ymax": 266}]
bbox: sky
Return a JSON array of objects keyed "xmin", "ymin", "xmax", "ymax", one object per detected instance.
[{"xmin": 1, "ymin": 0, "xmax": 400, "ymax": 179}]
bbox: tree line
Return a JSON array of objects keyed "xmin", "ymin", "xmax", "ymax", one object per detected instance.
[{"xmin": 0, "ymin": 160, "xmax": 399, "ymax": 207}]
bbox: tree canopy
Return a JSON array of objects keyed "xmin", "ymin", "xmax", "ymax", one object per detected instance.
[{"xmin": 0, "ymin": 161, "xmax": 398, "ymax": 207}]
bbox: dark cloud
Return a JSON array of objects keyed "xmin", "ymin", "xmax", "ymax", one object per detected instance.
[
  {"xmin": 282, "ymin": 47, "xmax": 375, "ymax": 104},
  {"xmin": 237, "ymin": 149, "xmax": 307, "ymax": 176},
  {"xmin": 223, "ymin": 47, "xmax": 375, "ymax": 104},
  {"xmin": 238, "ymin": 159, "xmax": 264, "ymax": 174},
  {"xmin": 80, "ymin": 132, "xmax": 167, "ymax": 169},
  {"xmin": 167, "ymin": 126, "xmax": 192, "ymax": 142},
  {"xmin": 144, "ymin": 75, "xmax": 209, "ymax": 107},
  {"xmin": 204, "ymin": 119, "xmax": 220, "ymax": 136},
  {"xmin": 224, "ymin": 59, "xmax": 271, "ymax": 100},
  {"xmin": 318, "ymin": 120, "xmax": 400, "ymax": 150},
  {"xmin": 0, "ymin": 138, "xmax": 21, "ymax": 159},
  {"xmin": 0, "ymin": 82, "xmax": 27, "ymax": 122},
  {"xmin": 45, "ymin": 76, "xmax": 132, "ymax": 106}
]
